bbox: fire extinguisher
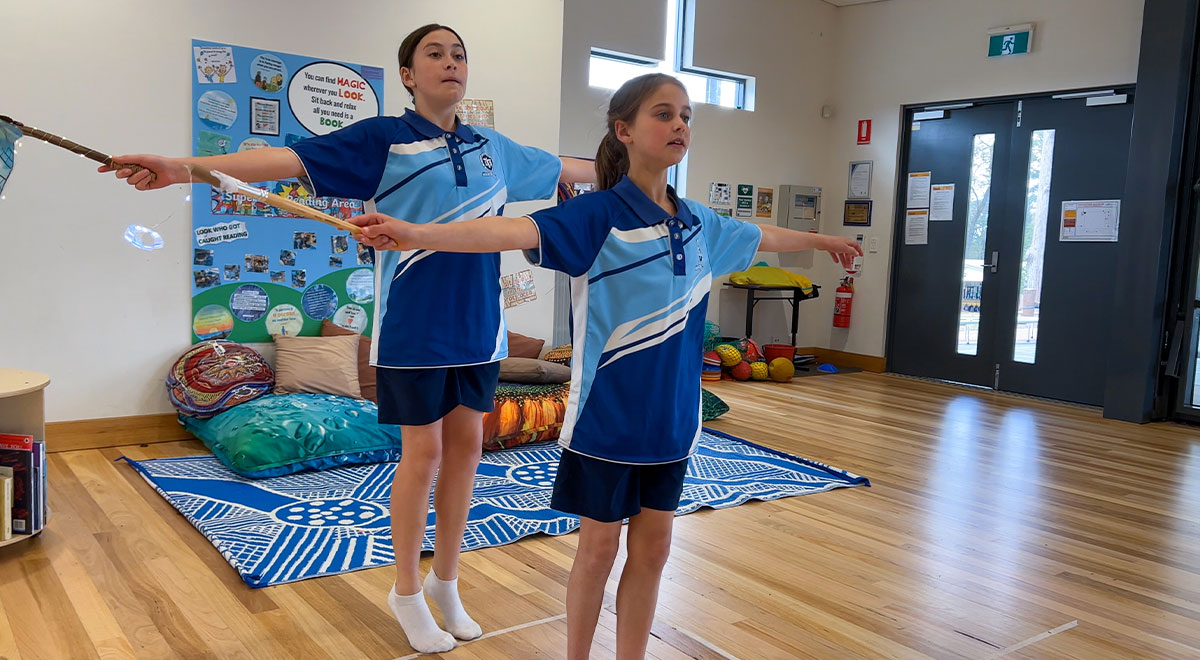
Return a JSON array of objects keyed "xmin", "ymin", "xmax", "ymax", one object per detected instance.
[{"xmin": 833, "ymin": 277, "xmax": 854, "ymax": 328}]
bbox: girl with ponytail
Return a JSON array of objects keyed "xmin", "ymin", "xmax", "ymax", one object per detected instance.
[
  {"xmin": 350, "ymin": 72, "xmax": 861, "ymax": 659},
  {"xmin": 106, "ymin": 23, "xmax": 595, "ymax": 656}
]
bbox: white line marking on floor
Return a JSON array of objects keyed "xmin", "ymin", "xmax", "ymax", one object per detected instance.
[
  {"xmin": 393, "ymin": 613, "xmax": 567, "ymax": 659},
  {"xmin": 669, "ymin": 624, "xmax": 741, "ymax": 660},
  {"xmin": 986, "ymin": 620, "xmax": 1079, "ymax": 659}
]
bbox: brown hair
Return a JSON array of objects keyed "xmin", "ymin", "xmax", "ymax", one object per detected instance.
[
  {"xmin": 594, "ymin": 73, "xmax": 688, "ymax": 190},
  {"xmin": 396, "ymin": 24, "xmax": 467, "ymax": 98}
]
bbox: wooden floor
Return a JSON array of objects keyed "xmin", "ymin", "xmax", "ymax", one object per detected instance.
[{"xmin": 2, "ymin": 372, "xmax": 1198, "ymax": 659}]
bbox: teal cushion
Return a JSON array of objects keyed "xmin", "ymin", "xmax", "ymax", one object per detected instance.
[
  {"xmin": 701, "ymin": 389, "xmax": 730, "ymax": 421},
  {"xmin": 181, "ymin": 393, "xmax": 402, "ymax": 478}
]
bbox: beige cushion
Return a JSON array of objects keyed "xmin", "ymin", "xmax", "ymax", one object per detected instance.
[
  {"xmin": 272, "ymin": 334, "xmax": 363, "ymax": 398},
  {"xmin": 320, "ymin": 319, "xmax": 377, "ymax": 403},
  {"xmin": 498, "ymin": 357, "xmax": 571, "ymax": 384}
]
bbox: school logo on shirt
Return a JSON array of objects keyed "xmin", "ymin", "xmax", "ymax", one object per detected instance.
[{"xmin": 481, "ymin": 153, "xmax": 495, "ymax": 176}]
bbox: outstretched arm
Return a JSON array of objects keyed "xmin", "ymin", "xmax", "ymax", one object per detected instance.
[
  {"xmin": 559, "ymin": 157, "xmax": 596, "ymax": 184},
  {"xmin": 759, "ymin": 225, "xmax": 863, "ymax": 268},
  {"xmin": 350, "ymin": 212, "xmax": 540, "ymax": 253},
  {"xmin": 99, "ymin": 148, "xmax": 305, "ymax": 191}
]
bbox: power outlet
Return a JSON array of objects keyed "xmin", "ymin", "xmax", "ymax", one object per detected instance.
[{"xmin": 868, "ymin": 237, "xmax": 879, "ymax": 253}]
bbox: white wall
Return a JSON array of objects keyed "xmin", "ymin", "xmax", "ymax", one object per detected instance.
[
  {"xmin": 688, "ymin": 0, "xmax": 839, "ymax": 346},
  {"xmin": 0, "ymin": 0, "xmax": 564, "ymax": 422},
  {"xmin": 561, "ymin": 0, "xmax": 1143, "ymax": 357},
  {"xmin": 818, "ymin": 0, "xmax": 1144, "ymax": 357}
]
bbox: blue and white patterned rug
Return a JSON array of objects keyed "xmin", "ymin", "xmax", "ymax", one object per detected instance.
[{"xmin": 124, "ymin": 428, "xmax": 868, "ymax": 588}]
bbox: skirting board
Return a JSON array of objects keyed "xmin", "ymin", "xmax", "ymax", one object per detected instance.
[
  {"xmin": 45, "ymin": 413, "xmax": 192, "ymax": 453},
  {"xmin": 796, "ymin": 347, "xmax": 886, "ymax": 373}
]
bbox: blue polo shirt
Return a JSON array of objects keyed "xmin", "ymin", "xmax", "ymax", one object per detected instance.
[
  {"xmin": 525, "ymin": 176, "xmax": 762, "ymax": 464},
  {"xmin": 289, "ymin": 110, "xmax": 561, "ymax": 368}
]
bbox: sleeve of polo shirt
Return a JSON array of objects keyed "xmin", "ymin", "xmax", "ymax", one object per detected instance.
[
  {"xmin": 695, "ymin": 203, "xmax": 763, "ymax": 277},
  {"xmin": 522, "ymin": 194, "xmax": 610, "ymax": 278},
  {"xmin": 479, "ymin": 128, "xmax": 562, "ymax": 202},
  {"xmin": 287, "ymin": 117, "xmax": 392, "ymax": 201}
]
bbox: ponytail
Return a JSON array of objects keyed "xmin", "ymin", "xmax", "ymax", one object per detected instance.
[{"xmin": 594, "ymin": 131, "xmax": 628, "ymax": 191}]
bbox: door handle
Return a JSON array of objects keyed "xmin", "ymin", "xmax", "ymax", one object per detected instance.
[{"xmin": 983, "ymin": 251, "xmax": 999, "ymax": 274}]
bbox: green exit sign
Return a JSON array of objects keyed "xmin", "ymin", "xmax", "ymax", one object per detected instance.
[{"xmin": 988, "ymin": 24, "xmax": 1033, "ymax": 57}]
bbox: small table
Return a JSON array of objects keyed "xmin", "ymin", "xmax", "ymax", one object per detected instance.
[
  {"xmin": 722, "ymin": 283, "xmax": 821, "ymax": 347},
  {"xmin": 0, "ymin": 369, "xmax": 50, "ymax": 548}
]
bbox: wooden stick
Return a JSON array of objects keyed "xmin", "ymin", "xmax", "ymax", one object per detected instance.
[
  {"xmin": 200, "ymin": 165, "xmax": 362, "ymax": 234},
  {"xmin": 241, "ymin": 186, "xmax": 363, "ymax": 234},
  {"xmin": 0, "ymin": 115, "xmax": 156, "ymax": 183},
  {"xmin": 1, "ymin": 114, "xmax": 361, "ymax": 234}
]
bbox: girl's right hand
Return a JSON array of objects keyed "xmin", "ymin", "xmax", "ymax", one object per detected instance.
[{"xmin": 98, "ymin": 154, "xmax": 190, "ymax": 191}]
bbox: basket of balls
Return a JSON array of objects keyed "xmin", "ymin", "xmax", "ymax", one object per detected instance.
[{"xmin": 707, "ymin": 339, "xmax": 794, "ymax": 383}]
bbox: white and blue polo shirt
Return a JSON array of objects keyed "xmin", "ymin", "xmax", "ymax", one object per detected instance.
[
  {"xmin": 525, "ymin": 176, "xmax": 762, "ymax": 464},
  {"xmin": 290, "ymin": 109, "xmax": 562, "ymax": 368}
]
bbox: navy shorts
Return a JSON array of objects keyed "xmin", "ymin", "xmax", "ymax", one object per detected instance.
[
  {"xmin": 376, "ymin": 362, "xmax": 500, "ymax": 426},
  {"xmin": 551, "ymin": 450, "xmax": 690, "ymax": 523}
]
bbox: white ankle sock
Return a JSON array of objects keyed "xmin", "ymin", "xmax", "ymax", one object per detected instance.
[
  {"xmin": 423, "ymin": 571, "xmax": 483, "ymax": 641},
  {"xmin": 387, "ymin": 585, "xmax": 456, "ymax": 653}
]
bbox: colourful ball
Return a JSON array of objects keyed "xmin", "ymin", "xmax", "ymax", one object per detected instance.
[
  {"xmin": 768, "ymin": 357, "xmax": 795, "ymax": 382},
  {"xmin": 730, "ymin": 361, "xmax": 752, "ymax": 381},
  {"xmin": 750, "ymin": 361, "xmax": 769, "ymax": 381},
  {"xmin": 715, "ymin": 344, "xmax": 742, "ymax": 367}
]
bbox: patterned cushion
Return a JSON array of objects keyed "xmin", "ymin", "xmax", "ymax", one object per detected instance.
[
  {"xmin": 482, "ymin": 382, "xmax": 570, "ymax": 451},
  {"xmin": 542, "ymin": 344, "xmax": 572, "ymax": 366},
  {"xmin": 701, "ymin": 389, "xmax": 730, "ymax": 420},
  {"xmin": 180, "ymin": 393, "xmax": 402, "ymax": 478},
  {"xmin": 167, "ymin": 341, "xmax": 274, "ymax": 418}
]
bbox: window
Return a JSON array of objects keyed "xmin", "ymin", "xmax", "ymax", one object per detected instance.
[
  {"xmin": 585, "ymin": 0, "xmax": 754, "ymax": 196},
  {"xmin": 586, "ymin": 0, "xmax": 754, "ymax": 112},
  {"xmin": 957, "ymin": 134, "xmax": 996, "ymax": 356}
]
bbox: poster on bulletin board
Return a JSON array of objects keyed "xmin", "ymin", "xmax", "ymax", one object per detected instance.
[
  {"xmin": 456, "ymin": 99, "xmax": 495, "ymax": 129},
  {"xmin": 190, "ymin": 40, "xmax": 384, "ymax": 343}
]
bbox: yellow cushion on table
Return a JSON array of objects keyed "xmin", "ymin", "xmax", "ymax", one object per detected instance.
[{"xmin": 728, "ymin": 266, "xmax": 814, "ymax": 294}]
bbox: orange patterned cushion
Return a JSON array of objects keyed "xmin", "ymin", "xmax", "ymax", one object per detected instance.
[
  {"xmin": 542, "ymin": 344, "xmax": 572, "ymax": 366},
  {"xmin": 482, "ymin": 382, "xmax": 569, "ymax": 451}
]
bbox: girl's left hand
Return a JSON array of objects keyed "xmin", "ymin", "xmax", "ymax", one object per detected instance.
[
  {"xmin": 349, "ymin": 212, "xmax": 415, "ymax": 250},
  {"xmin": 820, "ymin": 235, "xmax": 864, "ymax": 269}
]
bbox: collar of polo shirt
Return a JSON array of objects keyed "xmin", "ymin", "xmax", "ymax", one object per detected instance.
[
  {"xmin": 611, "ymin": 176, "xmax": 696, "ymax": 228},
  {"xmin": 399, "ymin": 108, "xmax": 481, "ymax": 143}
]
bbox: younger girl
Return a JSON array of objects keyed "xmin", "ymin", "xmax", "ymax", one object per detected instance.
[{"xmin": 350, "ymin": 72, "xmax": 861, "ymax": 659}]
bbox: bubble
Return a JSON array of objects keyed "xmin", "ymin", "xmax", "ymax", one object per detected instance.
[{"xmin": 124, "ymin": 224, "xmax": 164, "ymax": 250}]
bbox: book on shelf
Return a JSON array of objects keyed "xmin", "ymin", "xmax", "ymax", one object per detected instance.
[
  {"xmin": 31, "ymin": 443, "xmax": 40, "ymax": 532},
  {"xmin": 0, "ymin": 467, "xmax": 12, "ymax": 541},
  {"xmin": 0, "ymin": 433, "xmax": 33, "ymax": 451},
  {"xmin": 32, "ymin": 441, "xmax": 45, "ymax": 532},
  {"xmin": 0, "ymin": 434, "xmax": 35, "ymax": 535}
]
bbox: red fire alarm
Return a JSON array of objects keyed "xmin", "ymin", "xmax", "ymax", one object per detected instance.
[{"xmin": 857, "ymin": 120, "xmax": 872, "ymax": 145}]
